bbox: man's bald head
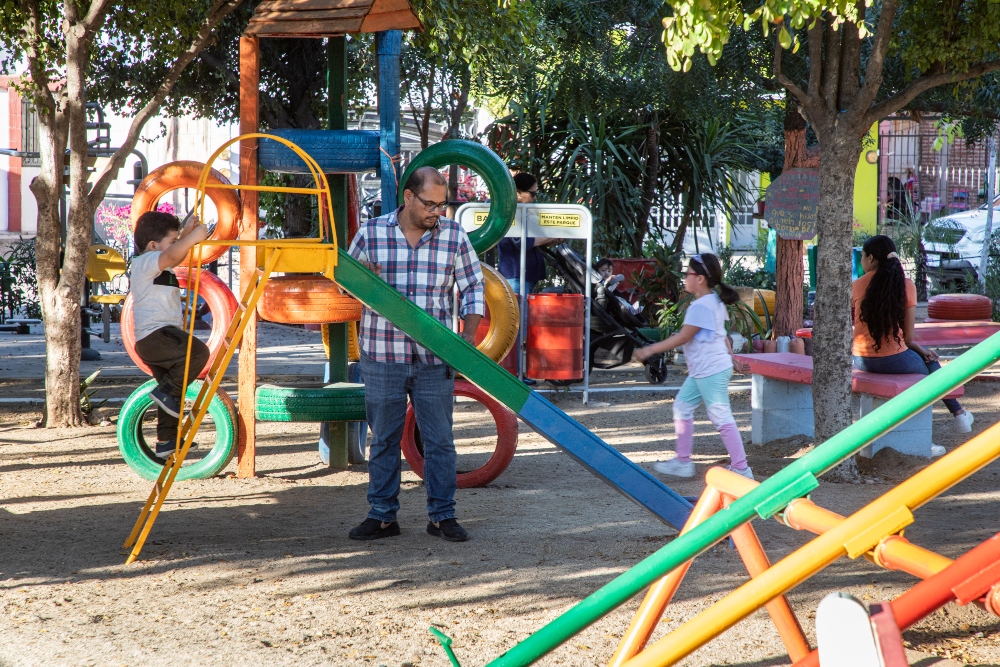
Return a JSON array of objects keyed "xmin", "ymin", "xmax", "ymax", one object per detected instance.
[{"xmin": 402, "ymin": 166, "xmax": 448, "ymax": 196}]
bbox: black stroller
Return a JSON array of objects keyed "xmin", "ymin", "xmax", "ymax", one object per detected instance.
[{"xmin": 542, "ymin": 244, "xmax": 669, "ymax": 384}]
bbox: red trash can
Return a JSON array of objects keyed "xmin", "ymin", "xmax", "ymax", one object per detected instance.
[{"xmin": 526, "ymin": 294, "xmax": 584, "ymax": 381}]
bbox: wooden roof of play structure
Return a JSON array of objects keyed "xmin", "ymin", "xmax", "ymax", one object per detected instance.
[{"xmin": 246, "ymin": 0, "xmax": 422, "ymax": 37}]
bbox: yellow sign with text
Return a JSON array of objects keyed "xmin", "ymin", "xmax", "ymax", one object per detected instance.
[
  {"xmin": 473, "ymin": 210, "xmax": 515, "ymax": 227},
  {"xmin": 539, "ymin": 212, "xmax": 581, "ymax": 228}
]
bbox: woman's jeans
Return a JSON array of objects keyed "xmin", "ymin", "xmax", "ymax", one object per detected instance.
[
  {"xmin": 359, "ymin": 354, "xmax": 457, "ymax": 523},
  {"xmin": 853, "ymin": 349, "xmax": 962, "ymax": 414}
]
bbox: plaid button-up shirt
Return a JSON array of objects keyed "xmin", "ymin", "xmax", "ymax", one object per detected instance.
[{"xmin": 347, "ymin": 207, "xmax": 485, "ymax": 364}]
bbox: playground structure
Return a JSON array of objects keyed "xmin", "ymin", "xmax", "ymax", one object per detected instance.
[
  {"xmin": 416, "ymin": 331, "xmax": 1000, "ymax": 667},
  {"xmin": 102, "ymin": 2, "xmax": 1000, "ymax": 662}
]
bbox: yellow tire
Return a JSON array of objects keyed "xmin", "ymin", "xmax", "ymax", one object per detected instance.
[
  {"xmin": 322, "ymin": 321, "xmax": 361, "ymax": 361},
  {"xmin": 478, "ymin": 264, "xmax": 519, "ymax": 363}
]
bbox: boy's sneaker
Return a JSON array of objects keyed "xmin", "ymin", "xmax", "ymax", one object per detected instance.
[
  {"xmin": 348, "ymin": 518, "xmax": 400, "ymax": 541},
  {"xmin": 954, "ymin": 410, "xmax": 974, "ymax": 434},
  {"xmin": 653, "ymin": 459, "xmax": 695, "ymax": 478},
  {"xmin": 427, "ymin": 518, "xmax": 469, "ymax": 542},
  {"xmin": 150, "ymin": 389, "xmax": 181, "ymax": 418},
  {"xmin": 154, "ymin": 441, "xmax": 199, "ymax": 460},
  {"xmin": 727, "ymin": 465, "xmax": 755, "ymax": 480}
]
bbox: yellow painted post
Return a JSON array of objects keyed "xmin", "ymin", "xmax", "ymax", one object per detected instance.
[{"xmin": 622, "ymin": 420, "xmax": 1000, "ymax": 667}]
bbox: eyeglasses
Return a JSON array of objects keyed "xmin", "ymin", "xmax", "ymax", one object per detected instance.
[
  {"xmin": 527, "ymin": 189, "xmax": 538, "ymax": 199},
  {"xmin": 684, "ymin": 270, "xmax": 700, "ymax": 277},
  {"xmin": 412, "ymin": 192, "xmax": 449, "ymax": 213}
]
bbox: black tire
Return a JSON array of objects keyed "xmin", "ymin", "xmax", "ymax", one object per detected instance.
[
  {"xmin": 644, "ymin": 356, "xmax": 669, "ymax": 385},
  {"xmin": 256, "ymin": 383, "xmax": 366, "ymax": 422},
  {"xmin": 258, "ymin": 129, "xmax": 380, "ymax": 174}
]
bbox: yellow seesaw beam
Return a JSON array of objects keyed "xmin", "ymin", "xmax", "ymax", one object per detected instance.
[{"xmin": 622, "ymin": 418, "xmax": 1000, "ymax": 667}]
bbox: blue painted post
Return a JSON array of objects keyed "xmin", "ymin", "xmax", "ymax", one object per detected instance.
[{"xmin": 377, "ymin": 30, "xmax": 402, "ymax": 211}]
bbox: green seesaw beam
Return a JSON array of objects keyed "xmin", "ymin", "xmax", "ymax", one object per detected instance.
[{"xmin": 335, "ymin": 251, "xmax": 693, "ymax": 529}]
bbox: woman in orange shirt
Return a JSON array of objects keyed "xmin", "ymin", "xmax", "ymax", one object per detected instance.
[{"xmin": 852, "ymin": 235, "xmax": 973, "ymax": 433}]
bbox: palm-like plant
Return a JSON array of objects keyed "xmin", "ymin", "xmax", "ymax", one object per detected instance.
[
  {"xmin": 664, "ymin": 119, "xmax": 753, "ymax": 253},
  {"xmin": 556, "ymin": 116, "xmax": 646, "ymax": 256}
]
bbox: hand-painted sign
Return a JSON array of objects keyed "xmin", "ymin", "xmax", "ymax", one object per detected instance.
[{"xmin": 763, "ymin": 168, "xmax": 819, "ymax": 240}]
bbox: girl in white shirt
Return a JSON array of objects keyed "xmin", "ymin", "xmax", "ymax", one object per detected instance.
[{"xmin": 634, "ymin": 253, "xmax": 751, "ymax": 479}]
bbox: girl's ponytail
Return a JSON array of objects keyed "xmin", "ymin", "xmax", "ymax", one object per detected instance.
[{"xmin": 717, "ymin": 282, "xmax": 740, "ymax": 305}]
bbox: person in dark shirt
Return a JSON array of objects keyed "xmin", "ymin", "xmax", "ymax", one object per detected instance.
[{"xmin": 497, "ymin": 173, "xmax": 561, "ymax": 295}]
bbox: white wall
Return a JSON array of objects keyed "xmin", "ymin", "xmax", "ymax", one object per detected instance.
[{"xmin": 20, "ymin": 166, "xmax": 38, "ymax": 234}]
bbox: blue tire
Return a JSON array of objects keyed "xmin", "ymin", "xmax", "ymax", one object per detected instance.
[{"xmin": 258, "ymin": 129, "xmax": 380, "ymax": 174}]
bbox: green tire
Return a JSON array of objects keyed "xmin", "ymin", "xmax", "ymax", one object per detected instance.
[
  {"xmin": 397, "ymin": 140, "xmax": 515, "ymax": 253},
  {"xmin": 255, "ymin": 383, "xmax": 367, "ymax": 422},
  {"xmin": 116, "ymin": 379, "xmax": 237, "ymax": 481}
]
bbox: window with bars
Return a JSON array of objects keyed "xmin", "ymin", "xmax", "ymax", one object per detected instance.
[{"xmin": 20, "ymin": 98, "xmax": 40, "ymax": 167}]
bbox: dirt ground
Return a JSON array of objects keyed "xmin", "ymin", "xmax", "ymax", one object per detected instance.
[{"xmin": 2, "ymin": 369, "xmax": 1000, "ymax": 667}]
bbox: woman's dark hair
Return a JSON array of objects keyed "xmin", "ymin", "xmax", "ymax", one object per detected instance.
[
  {"xmin": 134, "ymin": 211, "xmax": 181, "ymax": 255},
  {"xmin": 513, "ymin": 172, "xmax": 537, "ymax": 193},
  {"xmin": 689, "ymin": 253, "xmax": 739, "ymax": 305},
  {"xmin": 859, "ymin": 234, "xmax": 907, "ymax": 352},
  {"xmin": 594, "ymin": 258, "xmax": 614, "ymax": 271}
]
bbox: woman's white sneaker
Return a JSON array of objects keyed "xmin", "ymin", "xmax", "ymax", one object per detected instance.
[
  {"xmin": 654, "ymin": 459, "xmax": 695, "ymax": 478},
  {"xmin": 954, "ymin": 410, "xmax": 974, "ymax": 434}
]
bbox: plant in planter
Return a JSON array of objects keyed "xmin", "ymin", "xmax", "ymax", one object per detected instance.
[{"xmin": 629, "ymin": 243, "xmax": 684, "ymax": 318}]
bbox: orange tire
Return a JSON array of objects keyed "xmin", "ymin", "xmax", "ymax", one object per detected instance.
[
  {"xmin": 121, "ymin": 267, "xmax": 239, "ymax": 379},
  {"xmin": 130, "ymin": 161, "xmax": 241, "ymax": 266},
  {"xmin": 256, "ymin": 275, "xmax": 363, "ymax": 324}
]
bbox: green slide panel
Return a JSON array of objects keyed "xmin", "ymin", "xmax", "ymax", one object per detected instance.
[{"xmin": 334, "ymin": 251, "xmax": 693, "ymax": 529}]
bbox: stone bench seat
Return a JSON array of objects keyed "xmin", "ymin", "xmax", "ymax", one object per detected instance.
[{"xmin": 733, "ymin": 352, "xmax": 964, "ymax": 458}]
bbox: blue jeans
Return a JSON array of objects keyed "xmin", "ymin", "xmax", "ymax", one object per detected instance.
[
  {"xmin": 853, "ymin": 349, "xmax": 962, "ymax": 414},
  {"xmin": 507, "ymin": 279, "xmax": 535, "ymax": 375},
  {"xmin": 359, "ymin": 354, "xmax": 457, "ymax": 523}
]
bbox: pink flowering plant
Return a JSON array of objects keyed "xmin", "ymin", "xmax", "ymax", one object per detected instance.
[{"xmin": 95, "ymin": 201, "xmax": 175, "ymax": 261}]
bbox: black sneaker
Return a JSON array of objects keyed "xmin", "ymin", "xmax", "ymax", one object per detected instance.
[
  {"xmin": 154, "ymin": 440, "xmax": 199, "ymax": 460},
  {"xmin": 522, "ymin": 378, "xmax": 537, "ymax": 386},
  {"xmin": 150, "ymin": 389, "xmax": 182, "ymax": 418},
  {"xmin": 427, "ymin": 518, "xmax": 469, "ymax": 542},
  {"xmin": 348, "ymin": 518, "xmax": 400, "ymax": 541}
]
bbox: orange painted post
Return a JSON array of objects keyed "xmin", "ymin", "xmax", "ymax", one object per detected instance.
[
  {"xmin": 608, "ymin": 487, "xmax": 724, "ymax": 667},
  {"xmin": 724, "ymin": 495, "xmax": 811, "ymax": 662},
  {"xmin": 237, "ymin": 35, "xmax": 260, "ymax": 479}
]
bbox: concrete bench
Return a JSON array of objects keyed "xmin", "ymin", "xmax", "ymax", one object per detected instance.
[
  {"xmin": 0, "ymin": 318, "xmax": 41, "ymax": 334},
  {"xmin": 733, "ymin": 353, "xmax": 964, "ymax": 458}
]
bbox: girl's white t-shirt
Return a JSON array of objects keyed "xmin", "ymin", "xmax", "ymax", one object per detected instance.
[{"xmin": 681, "ymin": 292, "xmax": 732, "ymax": 378}]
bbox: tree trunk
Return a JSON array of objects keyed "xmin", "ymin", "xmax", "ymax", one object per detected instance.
[
  {"xmin": 774, "ymin": 102, "xmax": 817, "ymax": 337},
  {"xmin": 637, "ymin": 116, "xmax": 659, "ymax": 257},
  {"xmin": 670, "ymin": 193, "xmax": 694, "ymax": 254},
  {"xmin": 445, "ymin": 66, "xmax": 471, "ymax": 203},
  {"xmin": 812, "ymin": 137, "xmax": 861, "ymax": 444}
]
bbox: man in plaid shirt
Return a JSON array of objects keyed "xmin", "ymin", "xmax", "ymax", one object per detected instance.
[{"xmin": 347, "ymin": 167, "xmax": 484, "ymax": 543}]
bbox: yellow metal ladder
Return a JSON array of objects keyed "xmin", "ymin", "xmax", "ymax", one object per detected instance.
[{"xmin": 122, "ymin": 249, "xmax": 283, "ymax": 564}]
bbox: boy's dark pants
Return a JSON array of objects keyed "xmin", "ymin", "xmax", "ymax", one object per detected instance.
[{"xmin": 135, "ymin": 326, "xmax": 210, "ymax": 442}]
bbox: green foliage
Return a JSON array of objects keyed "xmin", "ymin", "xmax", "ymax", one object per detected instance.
[
  {"xmin": 718, "ymin": 245, "xmax": 775, "ymax": 289},
  {"xmin": 655, "ymin": 294, "xmax": 692, "ymax": 336},
  {"xmin": 630, "ymin": 243, "xmax": 685, "ymax": 315},
  {"xmin": 661, "ymin": 0, "xmax": 866, "ymax": 72},
  {"xmin": 0, "ymin": 238, "xmax": 41, "ymax": 320},
  {"xmin": 80, "ymin": 368, "xmax": 107, "ymax": 416}
]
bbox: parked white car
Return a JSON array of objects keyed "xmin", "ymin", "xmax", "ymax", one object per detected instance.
[{"xmin": 923, "ymin": 198, "xmax": 999, "ymax": 287}]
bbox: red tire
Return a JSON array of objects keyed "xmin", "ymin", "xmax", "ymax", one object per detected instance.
[
  {"xmin": 121, "ymin": 267, "xmax": 239, "ymax": 379},
  {"xmin": 130, "ymin": 161, "xmax": 241, "ymax": 266},
  {"xmin": 400, "ymin": 380, "xmax": 518, "ymax": 488},
  {"xmin": 256, "ymin": 275, "xmax": 363, "ymax": 324},
  {"xmin": 927, "ymin": 294, "xmax": 993, "ymax": 321}
]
